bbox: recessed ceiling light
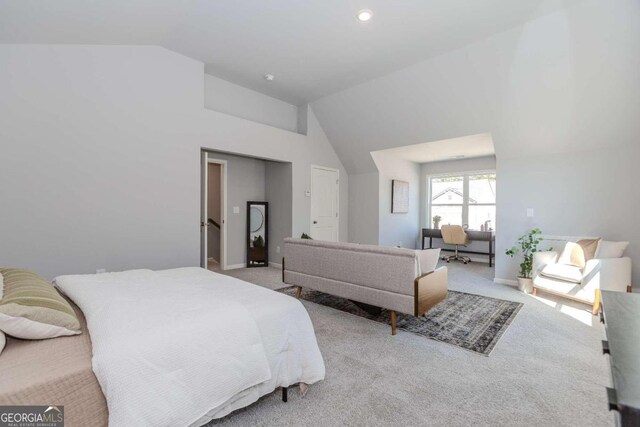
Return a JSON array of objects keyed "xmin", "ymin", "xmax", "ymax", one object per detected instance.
[
  {"xmin": 264, "ymin": 74, "xmax": 275, "ymax": 81},
  {"xmin": 357, "ymin": 9, "xmax": 373, "ymax": 22}
]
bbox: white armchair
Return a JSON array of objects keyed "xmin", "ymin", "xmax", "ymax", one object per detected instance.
[{"xmin": 533, "ymin": 250, "xmax": 632, "ymax": 314}]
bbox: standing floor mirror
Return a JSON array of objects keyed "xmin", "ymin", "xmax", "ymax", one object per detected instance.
[{"xmin": 247, "ymin": 201, "xmax": 268, "ymax": 267}]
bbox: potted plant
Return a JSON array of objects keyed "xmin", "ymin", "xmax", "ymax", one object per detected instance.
[
  {"xmin": 505, "ymin": 228, "xmax": 549, "ymax": 293},
  {"xmin": 432, "ymin": 215, "xmax": 442, "ymax": 229}
]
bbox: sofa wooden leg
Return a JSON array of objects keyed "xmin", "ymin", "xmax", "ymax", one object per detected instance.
[
  {"xmin": 295, "ymin": 286, "xmax": 302, "ymax": 299},
  {"xmin": 628, "ymin": 285, "xmax": 633, "ymax": 293},
  {"xmin": 592, "ymin": 289, "xmax": 601, "ymax": 316},
  {"xmin": 532, "ymin": 287, "xmax": 537, "ymax": 296},
  {"xmin": 390, "ymin": 310, "xmax": 397, "ymax": 336}
]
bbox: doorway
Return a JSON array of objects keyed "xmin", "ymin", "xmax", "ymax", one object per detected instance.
[
  {"xmin": 310, "ymin": 165, "xmax": 339, "ymax": 241},
  {"xmin": 201, "ymin": 153, "xmax": 227, "ymax": 270}
]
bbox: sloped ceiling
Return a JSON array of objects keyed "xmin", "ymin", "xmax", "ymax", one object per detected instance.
[
  {"xmin": 0, "ymin": 0, "xmax": 583, "ymax": 104},
  {"xmin": 312, "ymin": 0, "xmax": 640, "ymax": 174},
  {"xmin": 1, "ymin": 0, "xmax": 637, "ymax": 174},
  {"xmin": 373, "ymin": 133, "xmax": 495, "ymax": 164}
]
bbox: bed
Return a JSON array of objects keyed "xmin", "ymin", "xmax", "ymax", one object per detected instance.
[
  {"xmin": 0, "ymin": 299, "xmax": 108, "ymax": 426},
  {"xmin": 0, "ymin": 267, "xmax": 325, "ymax": 427}
]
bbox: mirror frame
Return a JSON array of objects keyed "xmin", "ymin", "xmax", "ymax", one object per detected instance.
[{"xmin": 246, "ymin": 201, "xmax": 268, "ymax": 268}]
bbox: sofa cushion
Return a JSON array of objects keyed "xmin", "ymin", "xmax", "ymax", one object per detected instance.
[
  {"xmin": 577, "ymin": 238, "xmax": 600, "ymax": 261},
  {"xmin": 416, "ymin": 249, "xmax": 440, "ymax": 275},
  {"xmin": 557, "ymin": 242, "xmax": 586, "ymax": 269},
  {"xmin": 540, "ymin": 264, "xmax": 583, "ymax": 284},
  {"xmin": 534, "ymin": 274, "xmax": 592, "ymax": 302},
  {"xmin": 595, "ymin": 240, "xmax": 629, "ymax": 259}
]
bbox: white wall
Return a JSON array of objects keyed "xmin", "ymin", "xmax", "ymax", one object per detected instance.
[
  {"xmin": 420, "ymin": 156, "xmax": 497, "ymax": 179},
  {"xmin": 371, "ymin": 152, "xmax": 421, "ymax": 249},
  {"xmin": 348, "ymin": 172, "xmax": 379, "ymax": 245},
  {"xmin": 0, "ymin": 45, "xmax": 348, "ymax": 279},
  {"xmin": 204, "ymin": 74, "xmax": 299, "ymax": 133},
  {"xmin": 313, "ymin": 0, "xmax": 640, "ymax": 174},
  {"xmin": 497, "ymin": 144, "xmax": 640, "ymax": 285},
  {"xmin": 313, "ymin": 0, "xmax": 639, "ymax": 282},
  {"xmin": 265, "ymin": 161, "xmax": 293, "ymax": 266}
]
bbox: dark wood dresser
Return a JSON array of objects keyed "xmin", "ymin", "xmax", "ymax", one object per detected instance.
[{"xmin": 601, "ymin": 290, "xmax": 640, "ymax": 426}]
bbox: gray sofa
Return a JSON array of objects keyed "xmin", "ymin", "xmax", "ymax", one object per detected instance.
[{"xmin": 283, "ymin": 238, "xmax": 448, "ymax": 335}]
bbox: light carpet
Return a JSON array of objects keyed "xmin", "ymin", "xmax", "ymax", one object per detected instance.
[
  {"xmin": 211, "ymin": 262, "xmax": 612, "ymax": 426},
  {"xmin": 219, "ymin": 266, "xmax": 285, "ymax": 290}
]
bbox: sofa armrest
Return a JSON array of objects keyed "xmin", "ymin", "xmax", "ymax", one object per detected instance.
[
  {"xmin": 582, "ymin": 257, "xmax": 632, "ymax": 293},
  {"xmin": 416, "ymin": 248, "xmax": 441, "ymax": 276},
  {"xmin": 414, "ymin": 266, "xmax": 448, "ymax": 316},
  {"xmin": 533, "ymin": 251, "xmax": 558, "ymax": 276}
]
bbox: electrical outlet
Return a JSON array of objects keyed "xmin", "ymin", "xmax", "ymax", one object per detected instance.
[
  {"xmin": 276, "ymin": 246, "xmax": 281, "ymax": 254},
  {"xmin": 96, "ymin": 268, "xmax": 106, "ymax": 274},
  {"xmin": 526, "ymin": 208, "xmax": 534, "ymax": 218},
  {"xmin": 233, "ymin": 206, "xmax": 240, "ymax": 214}
]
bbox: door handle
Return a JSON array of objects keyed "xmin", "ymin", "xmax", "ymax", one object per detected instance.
[{"xmin": 313, "ymin": 221, "xmax": 318, "ymax": 224}]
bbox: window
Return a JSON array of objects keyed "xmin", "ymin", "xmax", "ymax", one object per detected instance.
[
  {"xmin": 428, "ymin": 172, "xmax": 496, "ymax": 230},
  {"xmin": 430, "ymin": 175, "xmax": 464, "ymax": 226}
]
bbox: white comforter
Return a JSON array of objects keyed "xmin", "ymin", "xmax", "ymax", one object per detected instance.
[{"xmin": 54, "ymin": 267, "xmax": 325, "ymax": 427}]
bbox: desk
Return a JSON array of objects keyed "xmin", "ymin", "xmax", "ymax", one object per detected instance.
[{"xmin": 421, "ymin": 228, "xmax": 495, "ymax": 267}]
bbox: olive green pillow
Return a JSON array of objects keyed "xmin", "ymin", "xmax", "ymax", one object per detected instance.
[{"xmin": 0, "ymin": 268, "xmax": 80, "ymax": 339}]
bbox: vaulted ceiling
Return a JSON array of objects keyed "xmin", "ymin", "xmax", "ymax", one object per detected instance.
[
  {"xmin": 0, "ymin": 0, "xmax": 582, "ymax": 104},
  {"xmin": 311, "ymin": 0, "xmax": 639, "ymax": 173},
  {"xmin": 2, "ymin": 0, "xmax": 636, "ymax": 176}
]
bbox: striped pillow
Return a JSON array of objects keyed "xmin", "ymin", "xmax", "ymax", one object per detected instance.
[{"xmin": 0, "ymin": 268, "xmax": 81, "ymax": 339}]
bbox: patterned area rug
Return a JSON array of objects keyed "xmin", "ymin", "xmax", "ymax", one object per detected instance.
[{"xmin": 280, "ymin": 287, "xmax": 522, "ymax": 356}]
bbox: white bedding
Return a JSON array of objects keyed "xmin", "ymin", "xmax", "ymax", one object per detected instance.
[{"xmin": 54, "ymin": 267, "xmax": 325, "ymax": 427}]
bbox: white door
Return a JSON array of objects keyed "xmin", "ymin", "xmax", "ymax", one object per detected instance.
[
  {"xmin": 201, "ymin": 153, "xmax": 227, "ymax": 270},
  {"xmin": 310, "ymin": 166, "xmax": 339, "ymax": 241},
  {"xmin": 200, "ymin": 152, "xmax": 208, "ymax": 268}
]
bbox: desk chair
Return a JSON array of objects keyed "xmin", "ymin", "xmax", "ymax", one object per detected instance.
[{"xmin": 441, "ymin": 225, "xmax": 471, "ymax": 264}]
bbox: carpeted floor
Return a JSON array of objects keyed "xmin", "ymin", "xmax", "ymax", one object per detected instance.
[
  {"xmin": 212, "ymin": 262, "xmax": 612, "ymax": 426},
  {"xmin": 219, "ymin": 265, "xmax": 285, "ymax": 290}
]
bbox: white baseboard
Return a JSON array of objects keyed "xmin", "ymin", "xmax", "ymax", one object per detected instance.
[
  {"xmin": 225, "ymin": 263, "xmax": 246, "ymax": 270},
  {"xmin": 269, "ymin": 262, "xmax": 282, "ymax": 269},
  {"xmin": 494, "ymin": 278, "xmax": 518, "ymax": 287}
]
